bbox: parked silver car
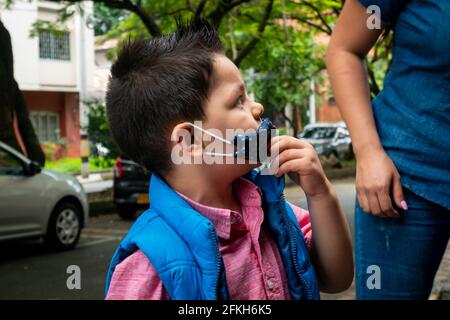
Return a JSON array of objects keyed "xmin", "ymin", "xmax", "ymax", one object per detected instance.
[
  {"xmin": 0, "ymin": 141, "xmax": 89, "ymax": 250},
  {"xmin": 298, "ymin": 122, "xmax": 353, "ymax": 160}
]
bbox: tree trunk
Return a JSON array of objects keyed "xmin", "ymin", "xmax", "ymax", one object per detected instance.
[{"xmin": 0, "ymin": 20, "xmax": 45, "ymax": 165}]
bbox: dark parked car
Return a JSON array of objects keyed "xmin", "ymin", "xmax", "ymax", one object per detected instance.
[{"xmin": 113, "ymin": 156, "xmax": 151, "ymax": 220}]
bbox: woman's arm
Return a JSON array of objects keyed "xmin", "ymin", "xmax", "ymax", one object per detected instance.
[{"xmin": 326, "ymin": 0, "xmax": 407, "ymax": 218}]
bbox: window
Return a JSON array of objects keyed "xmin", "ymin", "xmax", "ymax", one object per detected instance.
[
  {"xmin": 39, "ymin": 30, "xmax": 70, "ymax": 61},
  {"xmin": 0, "ymin": 149, "xmax": 24, "ymax": 176},
  {"xmin": 302, "ymin": 127, "xmax": 337, "ymax": 139},
  {"xmin": 30, "ymin": 112, "xmax": 60, "ymax": 143}
]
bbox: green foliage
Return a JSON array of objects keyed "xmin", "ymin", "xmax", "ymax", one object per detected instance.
[
  {"xmin": 242, "ymin": 27, "xmax": 325, "ymax": 116},
  {"xmin": 28, "ymin": 2, "xmax": 79, "ymax": 38},
  {"xmin": 45, "ymin": 157, "xmax": 81, "ymax": 174},
  {"xmin": 29, "ymin": 20, "xmax": 68, "ymax": 38},
  {"xmin": 45, "ymin": 157, "xmax": 114, "ymax": 174},
  {"xmin": 93, "ymin": 2, "xmax": 128, "ymax": 36},
  {"xmin": 90, "ymin": 156, "xmax": 115, "ymax": 169},
  {"xmin": 97, "ymin": 0, "xmax": 329, "ymax": 123},
  {"xmin": 7, "ymin": 0, "xmax": 392, "ymax": 132},
  {"xmin": 82, "ymin": 98, "xmax": 120, "ymax": 160}
]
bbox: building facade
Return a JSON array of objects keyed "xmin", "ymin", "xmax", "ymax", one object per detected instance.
[{"xmin": 1, "ymin": 0, "xmax": 95, "ymax": 158}]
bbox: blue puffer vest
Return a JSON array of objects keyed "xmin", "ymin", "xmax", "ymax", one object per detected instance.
[{"xmin": 105, "ymin": 169, "xmax": 320, "ymax": 300}]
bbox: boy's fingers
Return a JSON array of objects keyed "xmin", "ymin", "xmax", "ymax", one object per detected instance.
[
  {"xmin": 270, "ymin": 136, "xmax": 310, "ymax": 155},
  {"xmin": 274, "ymin": 157, "xmax": 311, "ymax": 177},
  {"xmin": 276, "ymin": 148, "xmax": 307, "ymax": 165}
]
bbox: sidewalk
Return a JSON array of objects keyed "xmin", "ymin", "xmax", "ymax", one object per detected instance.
[{"xmin": 76, "ymin": 171, "xmax": 113, "ymax": 207}]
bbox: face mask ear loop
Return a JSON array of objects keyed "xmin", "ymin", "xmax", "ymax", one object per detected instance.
[
  {"xmin": 205, "ymin": 151, "xmax": 235, "ymax": 157},
  {"xmin": 185, "ymin": 122, "xmax": 235, "ymax": 157},
  {"xmin": 185, "ymin": 122, "xmax": 233, "ymax": 145}
]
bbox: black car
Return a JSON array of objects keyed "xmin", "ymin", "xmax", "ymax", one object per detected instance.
[{"xmin": 113, "ymin": 156, "xmax": 151, "ymax": 220}]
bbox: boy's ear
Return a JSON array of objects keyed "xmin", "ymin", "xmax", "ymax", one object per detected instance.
[
  {"xmin": 171, "ymin": 123, "xmax": 202, "ymax": 156},
  {"xmin": 171, "ymin": 123, "xmax": 193, "ymax": 149}
]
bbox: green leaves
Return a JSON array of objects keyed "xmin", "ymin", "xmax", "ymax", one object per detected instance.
[
  {"xmin": 82, "ymin": 98, "xmax": 120, "ymax": 159},
  {"xmin": 82, "ymin": 0, "xmax": 388, "ymax": 123},
  {"xmin": 29, "ymin": 20, "xmax": 68, "ymax": 38}
]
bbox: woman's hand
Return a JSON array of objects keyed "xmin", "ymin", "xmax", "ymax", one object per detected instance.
[
  {"xmin": 325, "ymin": 0, "xmax": 408, "ymax": 218},
  {"xmin": 356, "ymin": 147, "xmax": 408, "ymax": 218},
  {"xmin": 269, "ymin": 135, "xmax": 332, "ymax": 199}
]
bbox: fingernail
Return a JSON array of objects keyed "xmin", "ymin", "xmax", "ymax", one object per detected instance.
[{"xmin": 401, "ymin": 200, "xmax": 408, "ymax": 211}]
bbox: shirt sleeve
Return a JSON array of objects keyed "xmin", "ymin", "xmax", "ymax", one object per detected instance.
[
  {"xmin": 105, "ymin": 250, "xmax": 170, "ymax": 300},
  {"xmin": 287, "ymin": 201, "xmax": 313, "ymax": 252},
  {"xmin": 358, "ymin": 0, "xmax": 405, "ymax": 24}
]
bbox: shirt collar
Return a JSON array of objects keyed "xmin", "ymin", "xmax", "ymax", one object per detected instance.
[{"xmin": 176, "ymin": 177, "xmax": 263, "ymax": 240}]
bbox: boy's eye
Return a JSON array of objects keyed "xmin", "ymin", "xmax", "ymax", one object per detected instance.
[{"xmin": 235, "ymin": 96, "xmax": 244, "ymax": 107}]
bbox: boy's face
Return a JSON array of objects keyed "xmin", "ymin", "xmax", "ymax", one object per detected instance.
[
  {"xmin": 201, "ymin": 54, "xmax": 265, "ymax": 173},
  {"xmin": 205, "ymin": 53, "xmax": 264, "ymax": 134},
  {"xmin": 170, "ymin": 53, "xmax": 265, "ymax": 178}
]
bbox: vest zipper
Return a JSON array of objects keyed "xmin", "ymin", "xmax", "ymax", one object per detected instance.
[
  {"xmin": 280, "ymin": 194, "xmax": 313, "ymax": 299},
  {"xmin": 208, "ymin": 224, "xmax": 223, "ymax": 300}
]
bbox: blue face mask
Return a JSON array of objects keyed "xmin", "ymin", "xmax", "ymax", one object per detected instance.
[
  {"xmin": 186, "ymin": 118, "xmax": 277, "ymax": 163},
  {"xmin": 232, "ymin": 118, "xmax": 276, "ymax": 162}
]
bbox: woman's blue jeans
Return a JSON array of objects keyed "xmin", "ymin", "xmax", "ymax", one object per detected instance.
[{"xmin": 355, "ymin": 186, "xmax": 450, "ymax": 299}]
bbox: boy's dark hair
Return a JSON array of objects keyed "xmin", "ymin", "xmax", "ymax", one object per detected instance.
[{"xmin": 106, "ymin": 19, "xmax": 224, "ymax": 176}]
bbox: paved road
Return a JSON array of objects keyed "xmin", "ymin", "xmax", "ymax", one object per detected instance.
[
  {"xmin": 284, "ymin": 177, "xmax": 356, "ymax": 239},
  {"xmin": 0, "ymin": 178, "xmax": 447, "ymax": 299},
  {"xmin": 0, "ymin": 178, "xmax": 356, "ymax": 300}
]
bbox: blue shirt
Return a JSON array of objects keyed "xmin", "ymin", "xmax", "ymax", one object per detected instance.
[{"xmin": 358, "ymin": 0, "xmax": 450, "ymax": 210}]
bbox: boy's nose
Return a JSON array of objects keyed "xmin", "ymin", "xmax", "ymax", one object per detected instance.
[{"xmin": 250, "ymin": 102, "xmax": 264, "ymax": 120}]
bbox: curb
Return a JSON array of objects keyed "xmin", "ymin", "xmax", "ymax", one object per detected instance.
[
  {"xmin": 73, "ymin": 169, "xmax": 114, "ymax": 183},
  {"xmin": 86, "ymin": 168, "xmax": 356, "ymax": 212},
  {"xmin": 71, "ymin": 168, "xmax": 113, "ymax": 176}
]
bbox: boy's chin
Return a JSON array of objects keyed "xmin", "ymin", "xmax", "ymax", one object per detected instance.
[{"xmin": 214, "ymin": 162, "xmax": 261, "ymax": 178}]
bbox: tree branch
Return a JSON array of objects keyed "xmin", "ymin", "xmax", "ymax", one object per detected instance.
[
  {"xmin": 194, "ymin": 0, "xmax": 208, "ymax": 20},
  {"xmin": 66, "ymin": 0, "xmax": 161, "ymax": 37},
  {"xmin": 290, "ymin": 15, "xmax": 332, "ymax": 35},
  {"xmin": 234, "ymin": 0, "xmax": 274, "ymax": 67},
  {"xmin": 295, "ymin": 1, "xmax": 333, "ymax": 35},
  {"xmin": 280, "ymin": 107, "xmax": 296, "ymax": 134},
  {"xmin": 123, "ymin": 0, "xmax": 161, "ymax": 37},
  {"xmin": 207, "ymin": 0, "xmax": 252, "ymax": 27}
]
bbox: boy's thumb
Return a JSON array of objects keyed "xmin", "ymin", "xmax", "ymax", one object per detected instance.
[{"xmin": 393, "ymin": 175, "xmax": 407, "ymax": 211}]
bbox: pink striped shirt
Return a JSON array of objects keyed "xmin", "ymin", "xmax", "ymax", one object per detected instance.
[{"xmin": 106, "ymin": 177, "xmax": 312, "ymax": 300}]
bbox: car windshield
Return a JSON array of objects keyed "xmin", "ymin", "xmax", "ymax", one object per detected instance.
[{"xmin": 302, "ymin": 127, "xmax": 336, "ymax": 139}]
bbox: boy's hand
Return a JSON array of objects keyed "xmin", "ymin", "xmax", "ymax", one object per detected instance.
[{"xmin": 269, "ymin": 135, "xmax": 331, "ymax": 199}]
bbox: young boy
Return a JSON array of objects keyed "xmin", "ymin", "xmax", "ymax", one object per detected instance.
[{"xmin": 104, "ymin": 20, "xmax": 353, "ymax": 300}]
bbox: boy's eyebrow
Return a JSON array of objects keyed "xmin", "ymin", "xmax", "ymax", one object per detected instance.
[{"xmin": 231, "ymin": 82, "xmax": 245, "ymax": 96}]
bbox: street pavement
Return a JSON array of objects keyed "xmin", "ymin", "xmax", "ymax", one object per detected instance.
[{"xmin": 0, "ymin": 178, "xmax": 448, "ymax": 300}]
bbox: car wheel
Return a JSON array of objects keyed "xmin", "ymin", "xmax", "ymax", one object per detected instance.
[
  {"xmin": 330, "ymin": 151, "xmax": 343, "ymax": 168},
  {"xmin": 116, "ymin": 204, "xmax": 137, "ymax": 220},
  {"xmin": 44, "ymin": 202, "xmax": 81, "ymax": 251}
]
